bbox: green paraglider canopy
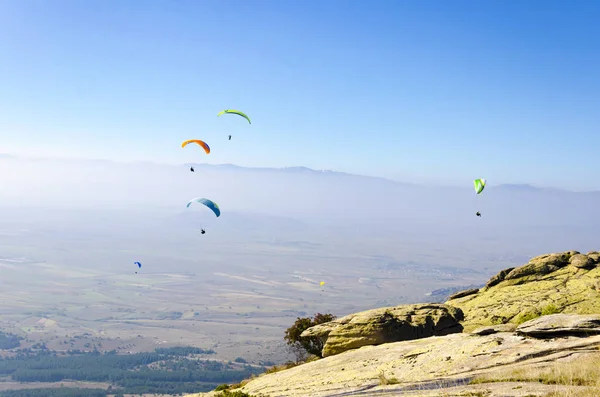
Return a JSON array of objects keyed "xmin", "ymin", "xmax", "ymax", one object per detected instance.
[
  {"xmin": 217, "ymin": 109, "xmax": 251, "ymax": 124},
  {"xmin": 474, "ymin": 178, "xmax": 486, "ymax": 194}
]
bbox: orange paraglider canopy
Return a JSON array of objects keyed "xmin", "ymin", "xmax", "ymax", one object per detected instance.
[{"xmin": 181, "ymin": 139, "xmax": 210, "ymax": 154}]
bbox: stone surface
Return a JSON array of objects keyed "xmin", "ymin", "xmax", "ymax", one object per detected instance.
[
  {"xmin": 300, "ymin": 303, "xmax": 463, "ymax": 357},
  {"xmin": 190, "ymin": 331, "xmax": 600, "ymax": 397},
  {"xmin": 516, "ymin": 313, "xmax": 600, "ymax": 337}
]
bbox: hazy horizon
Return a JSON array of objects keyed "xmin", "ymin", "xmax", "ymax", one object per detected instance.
[
  {"xmin": 2, "ymin": 155, "xmax": 599, "ymax": 269},
  {"xmin": 2, "ymin": 152, "xmax": 598, "ymax": 193}
]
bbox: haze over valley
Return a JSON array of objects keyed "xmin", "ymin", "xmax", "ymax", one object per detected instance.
[{"xmin": 0, "ymin": 156, "xmax": 598, "ymax": 366}]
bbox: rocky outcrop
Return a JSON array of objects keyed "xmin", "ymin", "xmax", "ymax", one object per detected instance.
[
  {"xmin": 571, "ymin": 253, "xmax": 596, "ymax": 269},
  {"xmin": 447, "ymin": 288, "xmax": 479, "ymax": 300},
  {"xmin": 446, "ymin": 250, "xmax": 600, "ymax": 332},
  {"xmin": 300, "ymin": 303, "xmax": 463, "ymax": 357},
  {"xmin": 471, "ymin": 323, "xmax": 517, "ymax": 336},
  {"xmin": 485, "ymin": 267, "xmax": 515, "ymax": 288},
  {"xmin": 516, "ymin": 313, "xmax": 600, "ymax": 337},
  {"xmin": 190, "ymin": 323, "xmax": 600, "ymax": 397}
]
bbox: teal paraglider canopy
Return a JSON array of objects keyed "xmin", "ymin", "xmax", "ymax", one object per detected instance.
[{"xmin": 186, "ymin": 198, "xmax": 221, "ymax": 217}]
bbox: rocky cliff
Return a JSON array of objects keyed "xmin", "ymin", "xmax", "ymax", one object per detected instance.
[
  {"xmin": 446, "ymin": 250, "xmax": 600, "ymax": 332},
  {"xmin": 188, "ymin": 250, "xmax": 600, "ymax": 397}
]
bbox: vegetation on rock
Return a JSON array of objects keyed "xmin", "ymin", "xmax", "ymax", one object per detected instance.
[
  {"xmin": 214, "ymin": 390, "xmax": 258, "ymax": 397},
  {"xmin": 284, "ymin": 313, "xmax": 336, "ymax": 359}
]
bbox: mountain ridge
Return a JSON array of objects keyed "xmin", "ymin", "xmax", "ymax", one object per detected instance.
[{"xmin": 2, "ymin": 153, "xmax": 596, "ymax": 193}]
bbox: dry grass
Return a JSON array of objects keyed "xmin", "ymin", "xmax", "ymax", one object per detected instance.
[
  {"xmin": 228, "ymin": 377, "xmax": 253, "ymax": 390},
  {"xmin": 263, "ymin": 360, "xmax": 305, "ymax": 375},
  {"xmin": 471, "ymin": 355, "xmax": 600, "ymax": 386},
  {"xmin": 471, "ymin": 354, "xmax": 600, "ymax": 396},
  {"xmin": 544, "ymin": 390, "xmax": 600, "ymax": 397}
]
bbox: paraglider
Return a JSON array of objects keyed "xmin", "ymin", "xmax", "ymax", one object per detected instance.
[
  {"xmin": 473, "ymin": 178, "xmax": 486, "ymax": 218},
  {"xmin": 182, "ymin": 139, "xmax": 210, "ymax": 154},
  {"xmin": 134, "ymin": 261, "xmax": 141, "ymax": 274},
  {"xmin": 182, "ymin": 140, "xmax": 208, "ymax": 172},
  {"xmin": 187, "ymin": 198, "xmax": 220, "ymax": 232},
  {"xmin": 218, "ymin": 110, "xmax": 251, "ymax": 140},
  {"xmin": 217, "ymin": 109, "xmax": 251, "ymax": 124}
]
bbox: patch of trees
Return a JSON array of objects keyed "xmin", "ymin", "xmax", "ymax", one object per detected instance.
[
  {"xmin": 0, "ymin": 347, "xmax": 263, "ymax": 396},
  {"xmin": 155, "ymin": 346, "xmax": 215, "ymax": 355},
  {"xmin": 0, "ymin": 332, "xmax": 22, "ymax": 350}
]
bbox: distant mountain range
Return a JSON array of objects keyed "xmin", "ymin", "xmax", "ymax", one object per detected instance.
[{"xmin": 2, "ymin": 153, "xmax": 596, "ymax": 194}]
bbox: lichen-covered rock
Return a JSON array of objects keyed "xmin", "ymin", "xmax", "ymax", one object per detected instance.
[
  {"xmin": 448, "ymin": 288, "xmax": 479, "ymax": 300},
  {"xmin": 301, "ymin": 303, "xmax": 463, "ymax": 357},
  {"xmin": 471, "ymin": 324, "xmax": 517, "ymax": 336},
  {"xmin": 446, "ymin": 250, "xmax": 600, "ymax": 332},
  {"xmin": 587, "ymin": 251, "xmax": 600, "ymax": 262},
  {"xmin": 485, "ymin": 267, "xmax": 515, "ymax": 289},
  {"xmin": 516, "ymin": 314, "xmax": 600, "ymax": 337},
  {"xmin": 504, "ymin": 252, "xmax": 573, "ymax": 281},
  {"xmin": 570, "ymin": 253, "xmax": 596, "ymax": 269}
]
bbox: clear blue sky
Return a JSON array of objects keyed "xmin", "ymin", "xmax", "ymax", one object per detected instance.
[{"xmin": 1, "ymin": 0, "xmax": 598, "ymax": 189}]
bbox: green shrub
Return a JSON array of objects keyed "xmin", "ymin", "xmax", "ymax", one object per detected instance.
[{"xmin": 284, "ymin": 313, "xmax": 336, "ymax": 358}]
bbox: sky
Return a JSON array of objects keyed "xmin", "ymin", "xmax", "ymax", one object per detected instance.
[{"xmin": 0, "ymin": 0, "xmax": 599, "ymax": 189}]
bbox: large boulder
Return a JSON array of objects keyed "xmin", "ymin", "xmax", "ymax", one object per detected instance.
[
  {"xmin": 446, "ymin": 250, "xmax": 600, "ymax": 332},
  {"xmin": 570, "ymin": 254, "xmax": 596, "ymax": 269},
  {"xmin": 516, "ymin": 314, "xmax": 600, "ymax": 337},
  {"xmin": 301, "ymin": 303, "xmax": 463, "ymax": 357}
]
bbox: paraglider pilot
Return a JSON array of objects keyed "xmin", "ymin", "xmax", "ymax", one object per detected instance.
[
  {"xmin": 190, "ymin": 166, "xmax": 195, "ymax": 172},
  {"xmin": 201, "ymin": 228, "xmax": 206, "ymax": 234},
  {"xmin": 476, "ymin": 211, "xmax": 481, "ymax": 217}
]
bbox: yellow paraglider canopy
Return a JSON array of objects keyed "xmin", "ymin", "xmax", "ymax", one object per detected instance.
[{"xmin": 217, "ymin": 109, "xmax": 251, "ymax": 124}]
